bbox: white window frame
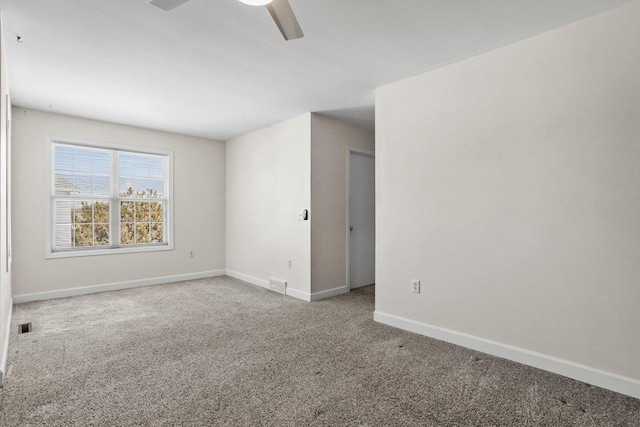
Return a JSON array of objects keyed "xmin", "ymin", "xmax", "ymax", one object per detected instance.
[{"xmin": 45, "ymin": 136, "xmax": 174, "ymax": 259}]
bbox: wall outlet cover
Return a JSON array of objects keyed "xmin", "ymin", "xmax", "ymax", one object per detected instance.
[{"xmin": 412, "ymin": 279, "xmax": 420, "ymax": 293}]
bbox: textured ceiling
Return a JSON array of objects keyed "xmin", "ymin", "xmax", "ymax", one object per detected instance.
[{"xmin": 0, "ymin": 0, "xmax": 633, "ymax": 140}]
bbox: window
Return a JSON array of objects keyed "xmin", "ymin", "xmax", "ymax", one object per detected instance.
[{"xmin": 46, "ymin": 137, "xmax": 173, "ymax": 258}]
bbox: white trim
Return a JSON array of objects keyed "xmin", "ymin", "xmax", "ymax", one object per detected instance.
[
  {"xmin": 310, "ymin": 285, "xmax": 349, "ymax": 301},
  {"xmin": 226, "ymin": 270, "xmax": 313, "ymax": 301},
  {"xmin": 46, "ymin": 135, "xmax": 174, "ymax": 156},
  {"xmin": 46, "ymin": 244, "xmax": 174, "ymax": 259},
  {"xmin": 0, "ymin": 299, "xmax": 12, "ymax": 388},
  {"xmin": 225, "ymin": 270, "xmax": 270, "ymax": 289},
  {"xmin": 374, "ymin": 311, "xmax": 640, "ymax": 400},
  {"xmin": 285, "ymin": 287, "xmax": 311, "ymax": 302},
  {"xmin": 6, "ymin": 93, "xmax": 11, "ymax": 272},
  {"xmin": 13, "ymin": 270, "xmax": 225, "ymax": 304},
  {"xmin": 346, "ymin": 147, "xmax": 375, "ymax": 290},
  {"xmin": 44, "ymin": 137, "xmax": 52, "ymax": 257}
]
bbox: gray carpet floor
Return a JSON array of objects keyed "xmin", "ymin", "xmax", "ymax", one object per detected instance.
[{"xmin": 0, "ymin": 276, "xmax": 638, "ymax": 426}]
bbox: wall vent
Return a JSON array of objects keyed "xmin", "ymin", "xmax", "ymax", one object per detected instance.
[
  {"xmin": 18, "ymin": 323, "xmax": 32, "ymax": 334},
  {"xmin": 269, "ymin": 278, "xmax": 287, "ymax": 295}
]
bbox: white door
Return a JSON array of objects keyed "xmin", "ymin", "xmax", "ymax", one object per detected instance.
[{"xmin": 349, "ymin": 150, "xmax": 375, "ymax": 289}]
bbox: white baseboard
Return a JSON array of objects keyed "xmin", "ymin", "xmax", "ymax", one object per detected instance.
[
  {"xmin": 0, "ymin": 299, "xmax": 12, "ymax": 388},
  {"xmin": 225, "ymin": 270, "xmax": 270, "ymax": 289},
  {"xmin": 374, "ymin": 311, "xmax": 640, "ymax": 400},
  {"xmin": 226, "ymin": 270, "xmax": 313, "ymax": 302},
  {"xmin": 281, "ymin": 285, "xmax": 349, "ymax": 302},
  {"xmin": 285, "ymin": 287, "xmax": 311, "ymax": 302},
  {"xmin": 310, "ymin": 285, "xmax": 349, "ymax": 301},
  {"xmin": 226, "ymin": 270, "xmax": 350, "ymax": 302},
  {"xmin": 13, "ymin": 270, "xmax": 226, "ymax": 304}
]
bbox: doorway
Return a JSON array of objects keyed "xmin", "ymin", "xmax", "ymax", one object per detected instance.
[{"xmin": 347, "ymin": 148, "xmax": 375, "ymax": 290}]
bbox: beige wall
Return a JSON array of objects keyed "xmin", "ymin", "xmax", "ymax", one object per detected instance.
[
  {"xmin": 11, "ymin": 108, "xmax": 226, "ymax": 296},
  {"xmin": 310, "ymin": 114, "xmax": 374, "ymax": 294},
  {"xmin": 0, "ymin": 14, "xmax": 12, "ymax": 384},
  {"xmin": 226, "ymin": 114, "xmax": 311, "ymax": 295},
  {"xmin": 375, "ymin": 0, "xmax": 640, "ymax": 388}
]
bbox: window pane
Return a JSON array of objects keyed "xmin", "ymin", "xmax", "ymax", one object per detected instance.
[
  {"xmin": 55, "ymin": 174, "xmax": 77, "ymax": 195},
  {"xmin": 148, "ymin": 179, "xmax": 164, "ymax": 198},
  {"xmin": 135, "ymin": 202, "xmax": 150, "ymax": 222},
  {"xmin": 53, "ymin": 144, "xmax": 112, "ymax": 197},
  {"xmin": 74, "ymin": 201, "xmax": 93, "ymax": 224},
  {"xmin": 117, "ymin": 153, "xmax": 166, "ymax": 199},
  {"xmin": 121, "ymin": 223, "xmax": 135, "ymax": 245},
  {"xmin": 54, "ymin": 147, "xmax": 74, "ymax": 172},
  {"xmin": 93, "ymin": 175, "xmax": 110, "ymax": 196},
  {"xmin": 55, "ymin": 224, "xmax": 74, "ymax": 249},
  {"xmin": 54, "ymin": 199, "xmax": 110, "ymax": 249},
  {"xmin": 133, "ymin": 178, "xmax": 150, "ymax": 198},
  {"xmin": 119, "ymin": 178, "xmax": 134, "ymax": 197},
  {"xmin": 54, "ymin": 200, "xmax": 74, "ymax": 224},
  {"xmin": 93, "ymin": 151, "xmax": 110, "ymax": 174},
  {"xmin": 73, "ymin": 148, "xmax": 92, "ymax": 173},
  {"xmin": 134, "ymin": 160, "xmax": 149, "ymax": 178},
  {"xmin": 150, "ymin": 202, "xmax": 164, "ymax": 222},
  {"xmin": 136, "ymin": 223, "xmax": 150, "ymax": 243},
  {"xmin": 150, "ymin": 223, "xmax": 164, "ymax": 243},
  {"xmin": 149, "ymin": 157, "xmax": 164, "ymax": 179},
  {"xmin": 54, "ymin": 200, "xmax": 74, "ymax": 249},
  {"xmin": 94, "ymin": 224, "xmax": 110, "ymax": 246},
  {"xmin": 74, "ymin": 224, "xmax": 93, "ymax": 246},
  {"xmin": 120, "ymin": 177, "xmax": 156, "ymax": 198},
  {"xmin": 73, "ymin": 174, "xmax": 92, "ymax": 196},
  {"xmin": 120, "ymin": 201, "xmax": 135, "ymax": 223},
  {"xmin": 120, "ymin": 154, "xmax": 135, "ymax": 177},
  {"xmin": 94, "ymin": 201, "xmax": 110, "ymax": 223}
]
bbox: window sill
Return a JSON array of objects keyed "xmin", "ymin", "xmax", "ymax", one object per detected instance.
[{"xmin": 45, "ymin": 243, "xmax": 174, "ymax": 259}]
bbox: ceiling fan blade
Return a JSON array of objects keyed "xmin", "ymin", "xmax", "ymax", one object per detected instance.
[
  {"xmin": 266, "ymin": 0, "xmax": 304, "ymax": 41},
  {"xmin": 148, "ymin": 0, "xmax": 190, "ymax": 11}
]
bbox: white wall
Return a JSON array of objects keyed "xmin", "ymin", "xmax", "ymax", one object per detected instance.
[
  {"xmin": 226, "ymin": 114, "xmax": 311, "ymax": 296},
  {"xmin": 11, "ymin": 108, "xmax": 226, "ymax": 297},
  {"xmin": 310, "ymin": 114, "xmax": 374, "ymax": 294},
  {"xmin": 0, "ymin": 13, "xmax": 13, "ymax": 386},
  {"xmin": 375, "ymin": 1, "xmax": 640, "ymax": 397}
]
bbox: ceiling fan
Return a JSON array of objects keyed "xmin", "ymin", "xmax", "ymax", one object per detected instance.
[{"xmin": 148, "ymin": 0, "xmax": 304, "ymax": 41}]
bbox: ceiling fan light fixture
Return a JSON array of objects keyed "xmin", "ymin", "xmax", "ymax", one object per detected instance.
[{"xmin": 238, "ymin": 0, "xmax": 273, "ymax": 6}]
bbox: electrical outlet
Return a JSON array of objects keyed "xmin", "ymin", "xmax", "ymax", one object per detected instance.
[
  {"xmin": 189, "ymin": 250, "xmax": 195, "ymax": 258},
  {"xmin": 412, "ymin": 279, "xmax": 420, "ymax": 293},
  {"xmin": 287, "ymin": 259, "xmax": 292, "ymax": 268}
]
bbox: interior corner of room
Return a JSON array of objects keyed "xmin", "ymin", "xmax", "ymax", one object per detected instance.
[{"xmin": 0, "ymin": 0, "xmax": 639, "ymax": 422}]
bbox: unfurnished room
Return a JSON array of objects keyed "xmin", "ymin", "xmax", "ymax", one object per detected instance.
[{"xmin": 0, "ymin": 0, "xmax": 638, "ymax": 425}]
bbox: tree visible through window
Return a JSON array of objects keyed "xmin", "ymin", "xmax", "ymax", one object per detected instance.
[
  {"xmin": 118, "ymin": 152, "xmax": 166, "ymax": 246},
  {"xmin": 51, "ymin": 141, "xmax": 170, "ymax": 253}
]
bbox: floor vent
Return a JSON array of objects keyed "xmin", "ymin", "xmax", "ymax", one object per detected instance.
[
  {"xmin": 269, "ymin": 278, "xmax": 287, "ymax": 295},
  {"xmin": 18, "ymin": 323, "xmax": 32, "ymax": 334}
]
